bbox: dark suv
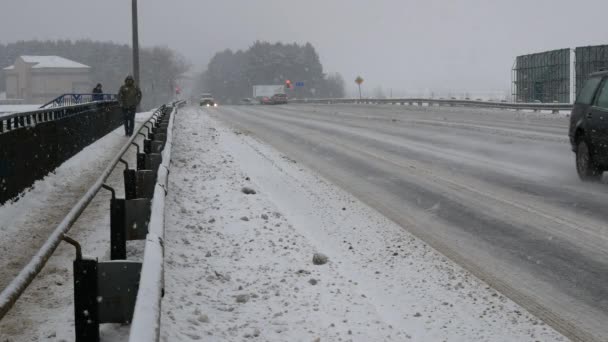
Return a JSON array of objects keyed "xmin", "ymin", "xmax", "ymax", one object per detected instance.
[{"xmin": 569, "ymin": 69, "xmax": 608, "ymax": 181}]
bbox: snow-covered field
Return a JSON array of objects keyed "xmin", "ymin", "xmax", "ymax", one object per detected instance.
[{"xmin": 160, "ymin": 106, "xmax": 565, "ymax": 341}]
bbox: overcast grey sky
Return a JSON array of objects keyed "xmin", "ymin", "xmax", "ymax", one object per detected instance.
[{"xmin": 1, "ymin": 0, "xmax": 607, "ymax": 96}]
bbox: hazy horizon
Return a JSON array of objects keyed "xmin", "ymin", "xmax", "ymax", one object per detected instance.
[{"xmin": 1, "ymin": 0, "xmax": 607, "ymax": 97}]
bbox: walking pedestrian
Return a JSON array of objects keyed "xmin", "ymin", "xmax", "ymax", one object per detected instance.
[
  {"xmin": 92, "ymin": 83, "xmax": 104, "ymax": 101},
  {"xmin": 117, "ymin": 75, "xmax": 142, "ymax": 137}
]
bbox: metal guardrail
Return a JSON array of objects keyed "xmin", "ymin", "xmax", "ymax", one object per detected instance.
[
  {"xmin": 41, "ymin": 93, "xmax": 118, "ymax": 109},
  {"xmin": 0, "ymin": 102, "xmax": 183, "ymax": 342},
  {"xmin": 0, "ymin": 100, "xmax": 118, "ymax": 134},
  {"xmin": 128, "ymin": 99, "xmax": 186, "ymax": 342},
  {"xmin": 289, "ymin": 98, "xmax": 573, "ymax": 112}
]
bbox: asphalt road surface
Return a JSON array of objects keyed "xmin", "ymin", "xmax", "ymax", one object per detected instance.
[{"xmin": 208, "ymin": 103, "xmax": 608, "ymax": 342}]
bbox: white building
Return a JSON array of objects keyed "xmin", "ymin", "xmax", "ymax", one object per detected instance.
[{"xmin": 3, "ymin": 56, "xmax": 91, "ymax": 104}]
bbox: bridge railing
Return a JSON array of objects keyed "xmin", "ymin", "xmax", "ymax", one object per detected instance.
[
  {"xmin": 40, "ymin": 93, "xmax": 118, "ymax": 109},
  {"xmin": 0, "ymin": 100, "xmax": 122, "ymax": 204},
  {"xmin": 0, "ymin": 100, "xmax": 118, "ymax": 134},
  {"xmin": 289, "ymin": 97, "xmax": 573, "ymax": 112}
]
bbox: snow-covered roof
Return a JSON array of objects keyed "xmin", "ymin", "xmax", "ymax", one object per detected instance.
[{"xmin": 4, "ymin": 56, "xmax": 90, "ymax": 70}]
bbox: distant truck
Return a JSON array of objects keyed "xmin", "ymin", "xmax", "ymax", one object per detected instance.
[{"xmin": 253, "ymin": 85, "xmax": 285, "ymax": 102}]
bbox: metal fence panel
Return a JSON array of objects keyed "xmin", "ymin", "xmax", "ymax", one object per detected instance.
[
  {"xmin": 0, "ymin": 102, "xmax": 122, "ymax": 204},
  {"xmin": 512, "ymin": 49, "xmax": 571, "ymax": 103},
  {"xmin": 575, "ymin": 45, "xmax": 608, "ymax": 97}
]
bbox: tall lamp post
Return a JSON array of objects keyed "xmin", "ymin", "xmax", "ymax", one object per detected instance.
[{"xmin": 132, "ymin": 0, "xmax": 140, "ymax": 87}]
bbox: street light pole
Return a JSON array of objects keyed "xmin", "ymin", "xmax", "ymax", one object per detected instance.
[{"xmin": 131, "ymin": 0, "xmax": 140, "ymax": 86}]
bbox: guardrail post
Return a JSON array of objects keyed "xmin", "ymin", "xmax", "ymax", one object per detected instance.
[
  {"xmin": 97, "ymin": 261, "xmax": 141, "ymax": 324},
  {"xmin": 143, "ymin": 138, "xmax": 152, "ymax": 154},
  {"xmin": 152, "ymin": 124, "xmax": 168, "ymax": 135},
  {"xmin": 145, "ymin": 153, "xmax": 162, "ymax": 174},
  {"xmin": 135, "ymin": 170, "xmax": 156, "ymax": 198},
  {"xmin": 150, "ymin": 131, "xmax": 167, "ymax": 153},
  {"xmin": 110, "ymin": 195, "xmax": 152, "ymax": 260},
  {"xmin": 124, "ymin": 169, "xmax": 137, "ymax": 200},
  {"xmin": 74, "ymin": 257, "xmax": 99, "ymax": 342},
  {"xmin": 137, "ymin": 152, "xmax": 146, "ymax": 170},
  {"xmin": 110, "ymin": 198, "xmax": 128, "ymax": 260},
  {"xmin": 73, "ymin": 256, "xmax": 142, "ymax": 341}
]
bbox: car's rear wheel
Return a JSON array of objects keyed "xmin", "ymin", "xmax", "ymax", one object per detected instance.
[{"xmin": 576, "ymin": 138, "xmax": 602, "ymax": 181}]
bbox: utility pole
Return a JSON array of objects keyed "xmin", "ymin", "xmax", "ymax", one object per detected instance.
[{"xmin": 131, "ymin": 0, "xmax": 140, "ymax": 86}]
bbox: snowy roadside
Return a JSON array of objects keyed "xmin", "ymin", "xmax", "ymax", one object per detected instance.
[
  {"xmin": 161, "ymin": 106, "xmax": 565, "ymax": 341},
  {"xmin": 0, "ymin": 112, "xmax": 151, "ymax": 342}
]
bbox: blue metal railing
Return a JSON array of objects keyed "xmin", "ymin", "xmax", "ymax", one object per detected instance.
[{"xmin": 40, "ymin": 93, "xmax": 117, "ymax": 109}]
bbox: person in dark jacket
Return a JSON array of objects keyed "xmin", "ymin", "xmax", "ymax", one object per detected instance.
[
  {"xmin": 117, "ymin": 75, "xmax": 142, "ymax": 137},
  {"xmin": 92, "ymin": 83, "xmax": 103, "ymax": 101}
]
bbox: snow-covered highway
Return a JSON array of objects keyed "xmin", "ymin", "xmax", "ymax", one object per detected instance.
[
  {"xmin": 210, "ymin": 103, "xmax": 608, "ymax": 342},
  {"xmin": 0, "ymin": 103, "xmax": 603, "ymax": 341}
]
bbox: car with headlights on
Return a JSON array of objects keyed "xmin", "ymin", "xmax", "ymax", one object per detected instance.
[{"xmin": 200, "ymin": 93, "xmax": 218, "ymax": 107}]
